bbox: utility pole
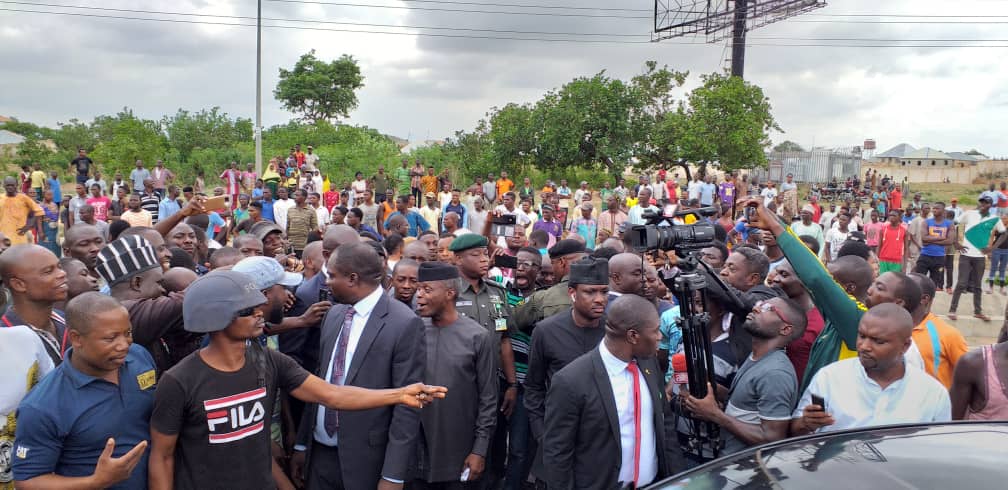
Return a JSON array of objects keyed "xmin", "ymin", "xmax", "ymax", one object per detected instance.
[
  {"xmin": 255, "ymin": 0, "xmax": 263, "ymax": 175},
  {"xmin": 730, "ymin": 0, "xmax": 748, "ymax": 78}
]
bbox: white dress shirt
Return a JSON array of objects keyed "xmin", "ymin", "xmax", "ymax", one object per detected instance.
[
  {"xmin": 599, "ymin": 342, "xmax": 658, "ymax": 486},
  {"xmin": 273, "ymin": 198, "xmax": 295, "ymax": 231},
  {"xmin": 313, "ymin": 285, "xmax": 385, "ymax": 446},
  {"xmin": 794, "ymin": 357, "xmax": 951, "ymax": 433}
]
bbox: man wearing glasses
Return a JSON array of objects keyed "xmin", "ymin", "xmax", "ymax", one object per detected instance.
[{"xmin": 680, "ymin": 297, "xmax": 807, "ymax": 456}]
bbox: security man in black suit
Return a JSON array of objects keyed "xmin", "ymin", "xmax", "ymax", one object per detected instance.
[{"xmin": 543, "ymin": 294, "xmax": 685, "ymax": 490}]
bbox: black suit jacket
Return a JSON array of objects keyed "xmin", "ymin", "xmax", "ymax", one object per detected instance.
[
  {"xmin": 296, "ymin": 291, "xmax": 426, "ymax": 487},
  {"xmin": 543, "ymin": 349, "xmax": 685, "ymax": 490}
]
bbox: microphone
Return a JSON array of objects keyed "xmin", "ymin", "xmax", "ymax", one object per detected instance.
[{"xmin": 671, "ymin": 352, "xmax": 689, "ymax": 385}]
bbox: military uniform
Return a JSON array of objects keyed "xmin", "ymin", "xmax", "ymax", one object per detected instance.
[
  {"xmin": 509, "ymin": 277, "xmax": 571, "ymax": 335},
  {"xmin": 455, "ymin": 277, "xmax": 512, "ymax": 336}
]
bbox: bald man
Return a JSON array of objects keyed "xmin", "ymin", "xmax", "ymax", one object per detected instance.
[
  {"xmin": 162, "ymin": 267, "xmax": 199, "ymax": 292},
  {"xmin": 0, "ymin": 244, "xmax": 68, "ymax": 364},
  {"xmin": 402, "ymin": 240, "xmax": 430, "ymax": 263},
  {"xmin": 790, "ymin": 303, "xmax": 951, "ymax": 436},
  {"xmin": 543, "ymin": 295, "xmax": 684, "ymax": 488},
  {"xmin": 301, "ymin": 241, "xmax": 325, "ymax": 280},
  {"xmin": 607, "ymin": 253, "xmax": 646, "ymax": 304}
]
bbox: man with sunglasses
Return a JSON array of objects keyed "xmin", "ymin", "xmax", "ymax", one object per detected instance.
[
  {"xmin": 682, "ymin": 296, "xmax": 807, "ymax": 456},
  {"xmin": 149, "ymin": 270, "xmax": 445, "ymax": 490}
]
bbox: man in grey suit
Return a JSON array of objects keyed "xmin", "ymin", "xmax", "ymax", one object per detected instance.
[
  {"xmin": 292, "ymin": 242, "xmax": 426, "ymax": 490},
  {"xmin": 543, "ymin": 295, "xmax": 685, "ymax": 490}
]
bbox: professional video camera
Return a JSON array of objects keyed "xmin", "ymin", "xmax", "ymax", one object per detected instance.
[
  {"xmin": 626, "ymin": 204, "xmax": 742, "ymax": 460},
  {"xmin": 625, "ymin": 206, "xmax": 718, "ymax": 255}
]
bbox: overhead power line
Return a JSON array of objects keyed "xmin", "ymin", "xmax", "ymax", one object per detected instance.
[
  {"xmin": 263, "ymin": 0, "xmax": 652, "ymax": 19},
  {"xmin": 5, "ymin": 4, "xmax": 1008, "ymax": 47}
]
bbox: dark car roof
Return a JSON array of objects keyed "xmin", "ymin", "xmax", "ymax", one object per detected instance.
[{"xmin": 647, "ymin": 421, "xmax": 1008, "ymax": 489}]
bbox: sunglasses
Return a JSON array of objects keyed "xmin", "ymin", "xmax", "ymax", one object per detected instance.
[
  {"xmin": 235, "ymin": 306, "xmax": 258, "ymax": 318},
  {"xmin": 753, "ymin": 301, "xmax": 789, "ymax": 325}
]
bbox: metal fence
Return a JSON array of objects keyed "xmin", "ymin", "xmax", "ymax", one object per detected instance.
[{"xmin": 749, "ymin": 146, "xmax": 862, "ymax": 184}]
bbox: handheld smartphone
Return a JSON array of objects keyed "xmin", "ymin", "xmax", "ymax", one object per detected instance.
[
  {"xmin": 491, "ymin": 213, "xmax": 517, "ymax": 238},
  {"xmin": 318, "ymin": 287, "xmax": 331, "ymax": 303},
  {"xmin": 811, "ymin": 394, "xmax": 826, "ymax": 409},
  {"xmin": 744, "ymin": 205, "xmax": 756, "ymax": 221},
  {"xmin": 203, "ymin": 194, "xmax": 227, "ymax": 211},
  {"xmin": 493, "ymin": 254, "xmax": 518, "ymax": 269}
]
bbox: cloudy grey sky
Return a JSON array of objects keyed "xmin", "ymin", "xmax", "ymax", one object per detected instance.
[{"xmin": 3, "ymin": 0, "xmax": 1008, "ymax": 156}]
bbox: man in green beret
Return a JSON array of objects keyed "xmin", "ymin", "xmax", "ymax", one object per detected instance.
[{"xmin": 449, "ymin": 233, "xmax": 517, "ymax": 487}]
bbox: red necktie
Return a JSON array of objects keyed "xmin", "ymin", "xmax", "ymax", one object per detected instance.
[{"xmin": 627, "ymin": 360, "xmax": 641, "ymax": 486}]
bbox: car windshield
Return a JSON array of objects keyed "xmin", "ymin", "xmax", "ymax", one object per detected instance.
[{"xmin": 655, "ymin": 424, "xmax": 1008, "ymax": 489}]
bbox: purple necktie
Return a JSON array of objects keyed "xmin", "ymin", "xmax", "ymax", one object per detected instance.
[{"xmin": 324, "ymin": 306, "xmax": 356, "ymax": 437}]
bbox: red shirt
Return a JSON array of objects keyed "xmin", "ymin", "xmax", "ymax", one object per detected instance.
[
  {"xmin": 879, "ymin": 223, "xmax": 907, "ymax": 262},
  {"xmin": 890, "ymin": 189, "xmax": 902, "ymax": 211},
  {"xmin": 787, "ymin": 307, "xmax": 824, "ymax": 383},
  {"xmin": 86, "ymin": 196, "xmax": 112, "ymax": 222},
  {"xmin": 323, "ymin": 190, "xmax": 340, "ymax": 211},
  {"xmin": 666, "ymin": 180, "xmax": 677, "ymax": 202}
]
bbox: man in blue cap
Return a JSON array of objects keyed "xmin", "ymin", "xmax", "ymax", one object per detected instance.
[{"xmin": 148, "ymin": 270, "xmax": 446, "ymax": 490}]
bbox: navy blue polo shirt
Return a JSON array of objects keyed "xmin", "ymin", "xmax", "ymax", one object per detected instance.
[{"xmin": 12, "ymin": 344, "xmax": 157, "ymax": 489}]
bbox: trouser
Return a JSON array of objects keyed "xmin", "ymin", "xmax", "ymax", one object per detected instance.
[
  {"xmin": 914, "ymin": 254, "xmax": 946, "ymax": 289},
  {"xmin": 945, "ymin": 254, "xmax": 956, "ymax": 289},
  {"xmin": 376, "ymin": 192, "xmax": 387, "ymax": 203},
  {"xmin": 480, "ymin": 380, "xmax": 509, "ymax": 490},
  {"xmin": 307, "ymin": 442, "xmax": 345, "ymax": 490},
  {"xmin": 950, "ymin": 256, "xmax": 986, "ymax": 314},
  {"xmin": 989, "ymin": 249, "xmax": 1008, "ymax": 286},
  {"xmin": 40, "ymin": 223, "xmax": 60, "ymax": 257},
  {"xmin": 904, "ymin": 250, "xmax": 920, "ymax": 274},
  {"xmin": 504, "ymin": 387, "xmax": 535, "ymax": 490},
  {"xmin": 75, "ymin": 175, "xmax": 88, "ymax": 185},
  {"xmin": 412, "ymin": 186, "xmax": 422, "ymax": 203}
]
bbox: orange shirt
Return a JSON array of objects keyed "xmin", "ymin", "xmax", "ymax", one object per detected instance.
[
  {"xmin": 912, "ymin": 312, "xmax": 969, "ymax": 389},
  {"xmin": 0, "ymin": 193, "xmax": 43, "ymax": 245},
  {"xmin": 420, "ymin": 175, "xmax": 439, "ymax": 195},
  {"xmin": 496, "ymin": 178, "xmax": 514, "ymax": 197}
]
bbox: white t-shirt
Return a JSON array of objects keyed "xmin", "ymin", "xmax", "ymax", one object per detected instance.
[
  {"xmin": 794, "ymin": 357, "xmax": 950, "ymax": 433},
  {"xmin": 824, "ymin": 227, "xmax": 851, "ymax": 259},
  {"xmin": 687, "ymin": 180, "xmax": 702, "ymax": 201},
  {"xmin": 1, "ymin": 326, "xmax": 55, "ymax": 476},
  {"xmin": 760, "ymin": 187, "xmax": 778, "ymax": 207},
  {"xmin": 494, "ymin": 205, "xmax": 532, "ymax": 226}
]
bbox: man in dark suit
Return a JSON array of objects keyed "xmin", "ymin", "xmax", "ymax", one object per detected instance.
[
  {"xmin": 543, "ymin": 294, "xmax": 685, "ymax": 490},
  {"xmin": 292, "ymin": 241, "xmax": 426, "ymax": 490}
]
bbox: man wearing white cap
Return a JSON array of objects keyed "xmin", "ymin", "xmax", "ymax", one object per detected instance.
[
  {"xmin": 148, "ymin": 270, "xmax": 446, "ymax": 490},
  {"xmin": 790, "ymin": 204, "xmax": 825, "ymax": 253}
]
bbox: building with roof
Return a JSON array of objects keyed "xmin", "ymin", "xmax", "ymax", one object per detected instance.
[{"xmin": 866, "ymin": 143, "xmax": 1006, "ymax": 184}]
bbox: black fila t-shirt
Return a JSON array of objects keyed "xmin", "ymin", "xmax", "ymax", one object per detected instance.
[{"xmin": 151, "ymin": 345, "xmax": 310, "ymax": 489}]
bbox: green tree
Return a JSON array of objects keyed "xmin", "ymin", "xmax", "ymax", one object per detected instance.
[
  {"xmin": 274, "ymin": 51, "xmax": 365, "ymax": 124},
  {"xmin": 773, "ymin": 140, "xmax": 805, "ymax": 153},
  {"xmin": 630, "ymin": 61, "xmax": 689, "ymax": 171},
  {"xmin": 533, "ymin": 72, "xmax": 641, "ymax": 175},
  {"xmin": 487, "ymin": 103, "xmax": 536, "ymax": 171},
  {"xmin": 675, "ymin": 74, "xmax": 779, "ymax": 174},
  {"xmin": 161, "ymin": 107, "xmax": 253, "ymax": 162},
  {"xmin": 15, "ymin": 136, "xmax": 55, "ymax": 166},
  {"xmin": 89, "ymin": 109, "xmax": 169, "ymax": 177}
]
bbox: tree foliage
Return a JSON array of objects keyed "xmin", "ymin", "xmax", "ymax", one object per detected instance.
[
  {"xmin": 274, "ymin": 50, "xmax": 365, "ymax": 124},
  {"xmin": 162, "ymin": 107, "xmax": 253, "ymax": 163},
  {"xmin": 773, "ymin": 140, "xmax": 805, "ymax": 153},
  {"xmin": 672, "ymin": 73, "xmax": 779, "ymax": 173}
]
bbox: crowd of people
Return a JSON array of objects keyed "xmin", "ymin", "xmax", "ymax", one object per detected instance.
[{"xmin": 0, "ymin": 148, "xmax": 1006, "ymax": 490}]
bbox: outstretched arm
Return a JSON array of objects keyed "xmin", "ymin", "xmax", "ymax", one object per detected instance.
[{"xmin": 290, "ymin": 375, "xmax": 446, "ymax": 410}]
